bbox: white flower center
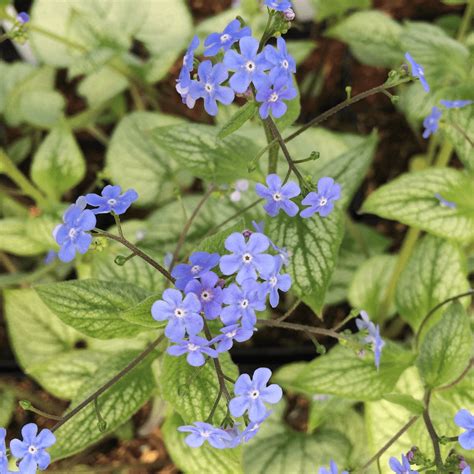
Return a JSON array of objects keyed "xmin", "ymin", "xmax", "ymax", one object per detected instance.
[
  {"xmin": 68, "ymin": 228, "xmax": 78, "ymax": 239},
  {"xmin": 272, "ymin": 192, "xmax": 282, "ymax": 201},
  {"xmin": 282, "ymin": 59, "xmax": 289, "ymax": 69},
  {"xmin": 240, "ymin": 299, "xmax": 249, "ymax": 309},
  {"xmin": 107, "ymin": 198, "xmax": 117, "ymax": 206},
  {"xmin": 269, "ymin": 92, "xmax": 279, "ymax": 103},
  {"xmin": 220, "ymin": 33, "xmax": 230, "ymax": 43},
  {"xmin": 245, "ymin": 60, "xmax": 256, "ymax": 72},
  {"xmin": 191, "ymin": 265, "xmax": 202, "ymax": 274},
  {"xmin": 269, "ymin": 276, "xmax": 278, "ymax": 287},
  {"xmin": 226, "ymin": 329, "xmax": 237, "ymax": 338},
  {"xmin": 187, "ymin": 343, "xmax": 199, "ymax": 351},
  {"xmin": 242, "ymin": 253, "xmax": 253, "ymax": 264},
  {"xmin": 28, "ymin": 445, "xmax": 38, "ymax": 455},
  {"xmin": 319, "ymin": 197, "xmax": 328, "ymax": 206},
  {"xmin": 249, "ymin": 390, "xmax": 260, "ymax": 399},
  {"xmin": 201, "ymin": 290, "xmax": 212, "ymax": 302},
  {"xmin": 205, "ymin": 83, "xmax": 213, "ymax": 93},
  {"xmin": 201, "ymin": 430, "xmax": 211, "ymax": 438},
  {"xmin": 174, "ymin": 308, "xmax": 186, "ymax": 318}
]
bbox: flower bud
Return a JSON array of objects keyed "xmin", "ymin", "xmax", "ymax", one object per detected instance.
[
  {"xmin": 284, "ymin": 8, "xmax": 295, "ymax": 21},
  {"xmin": 242, "ymin": 229, "xmax": 253, "ymax": 239}
]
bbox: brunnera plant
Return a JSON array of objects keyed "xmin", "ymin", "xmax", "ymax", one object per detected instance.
[{"xmin": 0, "ymin": 1, "xmax": 473, "ymax": 473}]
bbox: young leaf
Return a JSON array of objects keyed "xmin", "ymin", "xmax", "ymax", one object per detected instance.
[
  {"xmin": 218, "ymin": 101, "xmax": 258, "ymax": 139},
  {"xmin": 395, "ymin": 235, "xmax": 469, "ymax": 331},
  {"xmin": 416, "ymin": 301, "xmax": 473, "ymax": 388}
]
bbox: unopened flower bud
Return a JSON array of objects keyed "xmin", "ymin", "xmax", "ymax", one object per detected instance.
[
  {"xmin": 406, "ymin": 447, "xmax": 417, "ymax": 461},
  {"xmin": 242, "ymin": 229, "xmax": 252, "ymax": 239},
  {"xmin": 17, "ymin": 12, "xmax": 30, "ymax": 23},
  {"xmin": 284, "ymin": 8, "xmax": 295, "ymax": 21},
  {"xmin": 217, "ymin": 278, "xmax": 226, "ymax": 289}
]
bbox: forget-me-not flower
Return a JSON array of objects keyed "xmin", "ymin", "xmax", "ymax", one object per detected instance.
[
  {"xmin": 256, "ymin": 76, "xmax": 297, "ymax": 119},
  {"xmin": 405, "ymin": 52, "xmax": 429, "ymax": 93},
  {"xmin": 264, "ymin": 37, "xmax": 296, "ymax": 80},
  {"xmin": 255, "ymin": 174, "xmax": 301, "ymax": 217},
  {"xmin": 53, "ymin": 200, "xmax": 96, "ymax": 263},
  {"xmin": 172, "ymin": 251, "xmax": 220, "ymax": 291},
  {"xmin": 300, "ymin": 177, "xmax": 341, "ymax": 218},
  {"xmin": 221, "ymin": 279, "xmax": 266, "ymax": 327},
  {"xmin": 214, "ymin": 323, "xmax": 255, "ymax": 353},
  {"xmin": 204, "ymin": 19, "xmax": 251, "ymax": 57},
  {"xmin": 454, "ymin": 409, "xmax": 474, "ymax": 450},
  {"xmin": 319, "ymin": 460, "xmax": 349, "ymax": 474},
  {"xmin": 85, "ymin": 185, "xmax": 138, "ymax": 215},
  {"xmin": 220, "ymin": 232, "xmax": 274, "ymax": 284},
  {"xmin": 224, "ymin": 36, "xmax": 270, "ymax": 93},
  {"xmin": 240, "ymin": 411, "xmax": 271, "ymax": 442},
  {"xmin": 356, "ymin": 311, "xmax": 385, "ymax": 370},
  {"xmin": 17, "ymin": 12, "xmax": 30, "ymax": 23},
  {"xmin": 259, "ymin": 256, "xmax": 291, "ymax": 308},
  {"xmin": 167, "ymin": 335, "xmax": 218, "ymax": 367},
  {"xmin": 229, "ymin": 367, "xmax": 282, "ymax": 422},
  {"xmin": 10, "ymin": 423, "xmax": 56, "ymax": 474},
  {"xmin": 264, "ymin": 0, "xmax": 293, "ymax": 11},
  {"xmin": 252, "ymin": 221, "xmax": 291, "ymax": 266},
  {"xmin": 189, "ymin": 60, "xmax": 235, "ymax": 116},
  {"xmin": 440, "ymin": 99, "xmax": 473, "ymax": 109},
  {"xmin": 389, "ymin": 454, "xmax": 418, "ymax": 473},
  {"xmin": 151, "ymin": 289, "xmax": 202, "ymax": 341},
  {"xmin": 178, "ymin": 422, "xmax": 232, "ymax": 449},
  {"xmin": 185, "ymin": 271, "xmax": 224, "ymax": 320},
  {"xmin": 422, "ymin": 106, "xmax": 442, "ymax": 139}
]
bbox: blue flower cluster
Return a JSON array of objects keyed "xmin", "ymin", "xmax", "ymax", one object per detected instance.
[
  {"xmin": 319, "ymin": 460, "xmax": 348, "ymax": 474},
  {"xmin": 176, "ymin": 14, "xmax": 297, "ymax": 118},
  {"xmin": 1, "ymin": 423, "xmax": 56, "ymax": 474},
  {"xmin": 256, "ymin": 174, "xmax": 342, "ymax": 219},
  {"xmin": 53, "ymin": 185, "xmax": 138, "ymax": 263},
  {"xmin": 355, "ymin": 310, "xmax": 385, "ymax": 370}
]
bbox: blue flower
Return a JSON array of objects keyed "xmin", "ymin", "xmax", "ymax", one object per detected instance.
[
  {"xmin": 224, "ymin": 36, "xmax": 270, "ymax": 93},
  {"xmin": 255, "ymin": 174, "xmax": 301, "ymax": 217},
  {"xmin": 389, "ymin": 454, "xmax": 418, "ymax": 474},
  {"xmin": 221, "ymin": 279, "xmax": 266, "ymax": 328},
  {"xmin": 256, "ymin": 76, "xmax": 297, "ymax": 119},
  {"xmin": 460, "ymin": 461, "xmax": 471, "ymax": 474},
  {"xmin": 185, "ymin": 271, "xmax": 224, "ymax": 320},
  {"xmin": 434, "ymin": 193, "xmax": 456, "ymax": 209},
  {"xmin": 204, "ymin": 19, "xmax": 251, "ymax": 57},
  {"xmin": 264, "ymin": 0, "xmax": 292, "ymax": 11},
  {"xmin": 300, "ymin": 177, "xmax": 341, "ymax": 218},
  {"xmin": 252, "ymin": 221, "xmax": 291, "ymax": 266},
  {"xmin": 53, "ymin": 201, "xmax": 96, "ymax": 263},
  {"xmin": 319, "ymin": 460, "xmax": 349, "ymax": 474},
  {"xmin": 0, "ymin": 428, "xmax": 8, "ymax": 473},
  {"xmin": 405, "ymin": 52, "xmax": 429, "ymax": 93},
  {"xmin": 422, "ymin": 106, "xmax": 442, "ymax": 139},
  {"xmin": 151, "ymin": 289, "xmax": 202, "ymax": 341},
  {"xmin": 167, "ymin": 335, "xmax": 218, "ymax": 367},
  {"xmin": 10, "ymin": 423, "xmax": 56, "ymax": 474},
  {"xmin": 220, "ymin": 232, "xmax": 274, "ymax": 283},
  {"xmin": 189, "ymin": 60, "xmax": 235, "ymax": 116},
  {"xmin": 356, "ymin": 311, "xmax": 385, "ymax": 370},
  {"xmin": 264, "ymin": 37, "xmax": 296, "ymax": 80},
  {"xmin": 172, "ymin": 252, "xmax": 220, "ymax": 291},
  {"xmin": 214, "ymin": 323, "xmax": 255, "ymax": 353},
  {"xmin": 178, "ymin": 422, "xmax": 232, "ymax": 449},
  {"xmin": 182, "ymin": 35, "xmax": 199, "ymax": 72},
  {"xmin": 240, "ymin": 411, "xmax": 271, "ymax": 442},
  {"xmin": 17, "ymin": 12, "xmax": 30, "ymax": 23},
  {"xmin": 176, "ymin": 67, "xmax": 197, "ymax": 109},
  {"xmin": 229, "ymin": 367, "xmax": 283, "ymax": 422},
  {"xmin": 440, "ymin": 99, "xmax": 473, "ymax": 109},
  {"xmin": 259, "ymin": 256, "xmax": 292, "ymax": 308},
  {"xmin": 86, "ymin": 185, "xmax": 138, "ymax": 215},
  {"xmin": 454, "ymin": 409, "xmax": 474, "ymax": 450}
]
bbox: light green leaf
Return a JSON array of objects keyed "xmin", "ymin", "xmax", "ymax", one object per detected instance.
[
  {"xmin": 121, "ymin": 294, "xmax": 165, "ymax": 329},
  {"xmin": 163, "ymin": 412, "xmax": 243, "ymax": 474},
  {"xmin": 78, "ymin": 65, "xmax": 128, "ymax": 106},
  {"xmin": 31, "ymin": 124, "xmax": 86, "ymax": 200},
  {"xmin": 197, "ymin": 221, "xmax": 245, "ymax": 256},
  {"xmin": 308, "ymin": 396, "xmax": 355, "ymax": 432},
  {"xmin": 416, "ymin": 301, "xmax": 473, "ymax": 388},
  {"xmin": 294, "ymin": 344, "xmax": 414, "ymax": 400},
  {"xmin": 243, "ymin": 405, "xmax": 351, "ymax": 473},
  {"xmin": 312, "ymin": 0, "xmax": 371, "ymax": 20},
  {"xmin": 286, "ymin": 40, "xmax": 316, "ymax": 65},
  {"xmin": 0, "ymin": 62, "xmax": 35, "ymax": 113},
  {"xmin": 35, "ymin": 279, "xmax": 152, "ymax": 339},
  {"xmin": 106, "ymin": 112, "xmax": 184, "ymax": 206},
  {"xmin": 443, "ymin": 105, "xmax": 474, "ymax": 171},
  {"xmin": 361, "ymin": 168, "xmax": 474, "ymax": 243},
  {"xmin": 151, "ymin": 123, "xmax": 260, "ymax": 184},
  {"xmin": 397, "ymin": 82, "xmax": 438, "ymax": 128},
  {"xmin": 327, "ymin": 11, "xmax": 403, "ymax": 67},
  {"xmin": 0, "ymin": 389, "xmax": 15, "ymax": 427},
  {"xmin": 268, "ymin": 209, "xmax": 345, "ymax": 314},
  {"xmin": 348, "ymin": 254, "xmax": 397, "ymax": 321},
  {"xmin": 20, "ymin": 90, "xmax": 65, "ymax": 128},
  {"xmin": 395, "ymin": 234, "xmax": 469, "ymax": 331},
  {"xmin": 0, "ymin": 218, "xmax": 49, "ymax": 256},
  {"xmin": 49, "ymin": 350, "xmax": 157, "ymax": 461},
  {"xmin": 218, "ymin": 101, "xmax": 258, "ymax": 139},
  {"xmin": 160, "ymin": 352, "xmax": 238, "ymax": 424},
  {"xmin": 382, "ymin": 393, "xmax": 424, "ymax": 415}
]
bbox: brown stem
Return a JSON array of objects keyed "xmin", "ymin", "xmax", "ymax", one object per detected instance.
[
  {"xmin": 437, "ymin": 357, "xmax": 473, "ymax": 391},
  {"xmin": 257, "ymin": 318, "xmax": 344, "ymax": 341},
  {"xmin": 51, "ymin": 335, "xmax": 164, "ymax": 432},
  {"xmin": 423, "ymin": 390, "xmax": 443, "ymax": 469}
]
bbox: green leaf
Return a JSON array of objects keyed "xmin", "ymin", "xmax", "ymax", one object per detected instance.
[
  {"xmin": 395, "ymin": 235, "xmax": 469, "ymax": 331},
  {"xmin": 121, "ymin": 294, "xmax": 165, "ymax": 329},
  {"xmin": 348, "ymin": 254, "xmax": 397, "ymax": 321},
  {"xmin": 49, "ymin": 350, "xmax": 157, "ymax": 461},
  {"xmin": 308, "ymin": 396, "xmax": 355, "ymax": 432},
  {"xmin": 151, "ymin": 123, "xmax": 260, "ymax": 185},
  {"xmin": 268, "ymin": 209, "xmax": 345, "ymax": 314},
  {"xmin": 0, "ymin": 62, "xmax": 35, "ymax": 114},
  {"xmin": 78, "ymin": 66, "xmax": 128, "ymax": 106},
  {"xmin": 106, "ymin": 112, "xmax": 184, "ymax": 206},
  {"xmin": 361, "ymin": 168, "xmax": 474, "ymax": 244},
  {"xmin": 293, "ymin": 344, "xmax": 414, "ymax": 401},
  {"xmin": 312, "ymin": 0, "xmax": 371, "ymax": 20},
  {"xmin": 35, "ymin": 279, "xmax": 152, "ymax": 339},
  {"xmin": 443, "ymin": 105, "xmax": 474, "ymax": 171},
  {"xmin": 382, "ymin": 393, "xmax": 424, "ymax": 415},
  {"xmin": 163, "ymin": 412, "xmax": 243, "ymax": 474},
  {"xmin": 416, "ymin": 301, "xmax": 473, "ymax": 388},
  {"xmin": 0, "ymin": 218, "xmax": 49, "ymax": 256},
  {"xmin": 160, "ymin": 352, "xmax": 238, "ymax": 424},
  {"xmin": 218, "ymin": 101, "xmax": 258, "ymax": 139},
  {"xmin": 20, "ymin": 90, "xmax": 65, "ymax": 128},
  {"xmin": 31, "ymin": 124, "xmax": 86, "ymax": 200},
  {"xmin": 327, "ymin": 11, "xmax": 403, "ymax": 68},
  {"xmin": 243, "ymin": 405, "xmax": 352, "ymax": 473},
  {"xmin": 197, "ymin": 221, "xmax": 245, "ymax": 256},
  {"xmin": 0, "ymin": 389, "xmax": 15, "ymax": 427}
]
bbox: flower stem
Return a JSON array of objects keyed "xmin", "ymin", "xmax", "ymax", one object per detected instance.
[
  {"xmin": 256, "ymin": 318, "xmax": 346, "ymax": 341},
  {"xmin": 423, "ymin": 390, "xmax": 443, "ymax": 469}
]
